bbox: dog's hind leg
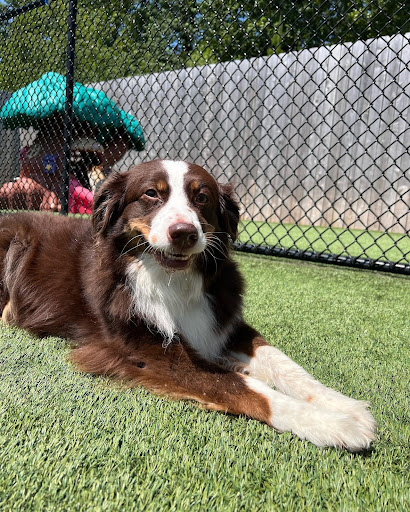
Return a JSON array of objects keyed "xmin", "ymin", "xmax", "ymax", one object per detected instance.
[
  {"xmin": 0, "ymin": 250, "xmax": 10, "ymax": 321},
  {"xmin": 70, "ymin": 336, "xmax": 375, "ymax": 451},
  {"xmin": 1, "ymin": 301, "xmax": 14, "ymax": 324},
  {"xmin": 226, "ymin": 322, "xmax": 377, "ymax": 440}
]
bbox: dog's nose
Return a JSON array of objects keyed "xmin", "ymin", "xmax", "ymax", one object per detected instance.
[{"xmin": 168, "ymin": 223, "xmax": 199, "ymax": 249}]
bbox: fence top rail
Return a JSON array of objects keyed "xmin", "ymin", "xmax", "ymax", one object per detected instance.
[{"xmin": 0, "ymin": 0, "xmax": 49, "ymax": 22}]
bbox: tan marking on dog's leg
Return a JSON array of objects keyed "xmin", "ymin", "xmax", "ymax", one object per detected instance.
[
  {"xmin": 1, "ymin": 301, "xmax": 13, "ymax": 325},
  {"xmin": 70, "ymin": 339, "xmax": 273, "ymax": 425}
]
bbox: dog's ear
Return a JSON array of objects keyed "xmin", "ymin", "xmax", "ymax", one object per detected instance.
[
  {"xmin": 92, "ymin": 171, "xmax": 128, "ymax": 235},
  {"xmin": 217, "ymin": 182, "xmax": 240, "ymax": 241}
]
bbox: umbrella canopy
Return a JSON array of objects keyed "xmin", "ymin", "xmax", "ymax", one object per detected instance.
[{"xmin": 0, "ymin": 72, "xmax": 145, "ymax": 150}]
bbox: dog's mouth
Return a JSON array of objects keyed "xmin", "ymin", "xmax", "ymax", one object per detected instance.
[
  {"xmin": 123, "ymin": 233, "xmax": 197, "ymax": 271},
  {"xmin": 153, "ymin": 250, "xmax": 194, "ymax": 270}
]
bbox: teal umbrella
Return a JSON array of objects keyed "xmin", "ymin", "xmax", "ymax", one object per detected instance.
[{"xmin": 0, "ymin": 72, "xmax": 145, "ymax": 150}]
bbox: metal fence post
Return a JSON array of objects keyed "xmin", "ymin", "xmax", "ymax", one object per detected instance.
[{"xmin": 60, "ymin": 0, "xmax": 77, "ymax": 215}]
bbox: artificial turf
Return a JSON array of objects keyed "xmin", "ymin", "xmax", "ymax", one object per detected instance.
[{"xmin": 0, "ymin": 253, "xmax": 408, "ymax": 511}]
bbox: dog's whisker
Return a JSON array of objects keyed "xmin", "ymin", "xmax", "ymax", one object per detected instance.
[
  {"xmin": 205, "ymin": 230, "xmax": 232, "ymax": 238},
  {"xmin": 119, "ymin": 234, "xmax": 146, "ymax": 257},
  {"xmin": 205, "ymin": 231, "xmax": 229, "ymax": 245},
  {"xmin": 205, "ymin": 238, "xmax": 224, "ymax": 251},
  {"xmin": 140, "ymin": 244, "xmax": 157, "ymax": 259},
  {"xmin": 205, "ymin": 237, "xmax": 228, "ymax": 256},
  {"xmin": 206, "ymin": 236, "xmax": 227, "ymax": 249},
  {"xmin": 119, "ymin": 239, "xmax": 149, "ymax": 259},
  {"xmin": 120, "ymin": 243, "xmax": 148, "ymax": 259},
  {"xmin": 203, "ymin": 246, "xmax": 219, "ymax": 270}
]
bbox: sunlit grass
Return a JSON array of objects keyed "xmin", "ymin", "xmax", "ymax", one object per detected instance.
[
  {"xmin": 239, "ymin": 220, "xmax": 410, "ymax": 264},
  {"xmin": 0, "ymin": 254, "xmax": 409, "ymax": 510}
]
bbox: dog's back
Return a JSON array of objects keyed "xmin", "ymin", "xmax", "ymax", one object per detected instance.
[{"xmin": 0, "ymin": 212, "xmax": 93, "ymax": 337}]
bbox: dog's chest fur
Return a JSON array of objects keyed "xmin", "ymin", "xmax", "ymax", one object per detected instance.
[{"xmin": 126, "ymin": 256, "xmax": 231, "ymax": 360}]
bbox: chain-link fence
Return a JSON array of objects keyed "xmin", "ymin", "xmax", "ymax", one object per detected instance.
[{"xmin": 0, "ymin": 0, "xmax": 409, "ymax": 273}]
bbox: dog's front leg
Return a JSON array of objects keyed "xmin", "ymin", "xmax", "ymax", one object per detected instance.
[
  {"xmin": 72, "ymin": 336, "xmax": 375, "ymax": 450},
  {"xmin": 226, "ymin": 323, "xmax": 376, "ymax": 444}
]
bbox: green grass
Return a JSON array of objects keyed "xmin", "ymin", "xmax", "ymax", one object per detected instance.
[
  {"xmin": 239, "ymin": 220, "xmax": 410, "ymax": 264},
  {"xmin": 0, "ymin": 254, "xmax": 409, "ymax": 511}
]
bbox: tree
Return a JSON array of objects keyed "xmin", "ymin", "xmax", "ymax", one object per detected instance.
[
  {"xmin": 0, "ymin": 0, "xmax": 68, "ymax": 90},
  {"xmin": 0, "ymin": 0, "xmax": 409, "ymax": 89}
]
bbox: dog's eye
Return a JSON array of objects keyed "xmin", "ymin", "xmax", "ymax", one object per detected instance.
[
  {"xmin": 196, "ymin": 193, "xmax": 208, "ymax": 204},
  {"xmin": 144, "ymin": 189, "xmax": 158, "ymax": 198}
]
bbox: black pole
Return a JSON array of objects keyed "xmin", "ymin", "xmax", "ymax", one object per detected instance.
[{"xmin": 61, "ymin": 0, "xmax": 78, "ymax": 215}]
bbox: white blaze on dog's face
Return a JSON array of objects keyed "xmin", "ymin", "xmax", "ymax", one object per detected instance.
[{"xmin": 147, "ymin": 161, "xmax": 207, "ymax": 269}]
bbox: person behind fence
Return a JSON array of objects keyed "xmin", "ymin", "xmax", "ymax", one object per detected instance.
[{"xmin": 0, "ymin": 115, "xmax": 131, "ymax": 213}]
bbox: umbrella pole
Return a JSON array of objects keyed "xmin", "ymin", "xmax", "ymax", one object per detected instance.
[{"xmin": 61, "ymin": 0, "xmax": 78, "ymax": 215}]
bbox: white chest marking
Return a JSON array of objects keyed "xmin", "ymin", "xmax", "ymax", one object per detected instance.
[{"xmin": 127, "ymin": 257, "xmax": 228, "ymax": 360}]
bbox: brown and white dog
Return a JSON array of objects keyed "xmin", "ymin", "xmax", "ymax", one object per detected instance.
[{"xmin": 0, "ymin": 160, "xmax": 376, "ymax": 450}]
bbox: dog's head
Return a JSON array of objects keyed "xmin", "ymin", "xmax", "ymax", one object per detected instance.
[{"xmin": 93, "ymin": 160, "xmax": 239, "ymax": 271}]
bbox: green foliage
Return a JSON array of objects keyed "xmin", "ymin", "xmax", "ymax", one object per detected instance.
[
  {"xmin": 0, "ymin": 0, "xmax": 409, "ymax": 89},
  {"xmin": 0, "ymin": 253, "xmax": 409, "ymax": 510},
  {"xmin": 0, "ymin": 0, "xmax": 68, "ymax": 90}
]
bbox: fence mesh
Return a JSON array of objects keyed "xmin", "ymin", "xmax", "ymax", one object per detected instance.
[{"xmin": 0, "ymin": 0, "xmax": 409, "ymax": 273}]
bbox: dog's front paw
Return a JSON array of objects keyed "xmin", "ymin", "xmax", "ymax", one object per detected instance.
[
  {"xmin": 322, "ymin": 410, "xmax": 376, "ymax": 452},
  {"xmin": 309, "ymin": 389, "xmax": 377, "ymax": 437},
  {"xmin": 343, "ymin": 399, "xmax": 377, "ymax": 435},
  {"xmin": 246, "ymin": 377, "xmax": 377, "ymax": 451},
  {"xmin": 287, "ymin": 408, "xmax": 377, "ymax": 452},
  {"xmin": 331, "ymin": 395, "xmax": 376, "ymax": 436}
]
